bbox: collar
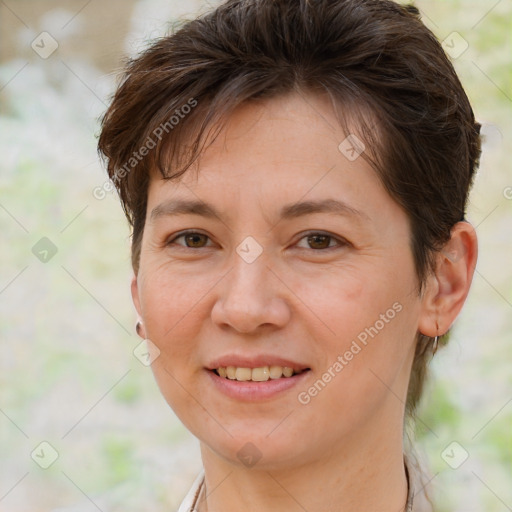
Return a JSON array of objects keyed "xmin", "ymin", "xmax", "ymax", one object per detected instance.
[
  {"xmin": 177, "ymin": 469, "xmax": 205, "ymax": 512},
  {"xmin": 179, "ymin": 457, "xmax": 432, "ymax": 512}
]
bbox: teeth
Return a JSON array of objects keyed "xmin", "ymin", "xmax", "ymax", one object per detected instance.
[
  {"xmin": 235, "ymin": 367, "xmax": 252, "ymax": 381},
  {"xmin": 252, "ymin": 366, "xmax": 270, "ymax": 381},
  {"xmin": 269, "ymin": 365, "xmax": 283, "ymax": 379},
  {"xmin": 282, "ymin": 367, "xmax": 293, "ymax": 377},
  {"xmin": 216, "ymin": 365, "xmax": 298, "ymax": 381}
]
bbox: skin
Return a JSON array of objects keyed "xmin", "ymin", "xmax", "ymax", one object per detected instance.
[{"xmin": 132, "ymin": 92, "xmax": 477, "ymax": 512}]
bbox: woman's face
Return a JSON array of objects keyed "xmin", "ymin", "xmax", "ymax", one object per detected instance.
[{"xmin": 132, "ymin": 92, "xmax": 429, "ymax": 469}]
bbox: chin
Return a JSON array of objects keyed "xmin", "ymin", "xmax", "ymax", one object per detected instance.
[{"xmin": 196, "ymin": 425, "xmax": 309, "ymax": 470}]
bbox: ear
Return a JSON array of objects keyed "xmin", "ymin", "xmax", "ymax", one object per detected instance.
[
  {"xmin": 131, "ymin": 274, "xmax": 146, "ymax": 338},
  {"xmin": 418, "ymin": 221, "xmax": 478, "ymax": 337}
]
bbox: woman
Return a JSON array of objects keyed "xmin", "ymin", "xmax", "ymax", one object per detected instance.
[{"xmin": 97, "ymin": 0, "xmax": 480, "ymax": 510}]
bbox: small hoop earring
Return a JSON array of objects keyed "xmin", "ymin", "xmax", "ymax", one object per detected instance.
[
  {"xmin": 136, "ymin": 321, "xmax": 143, "ymax": 337},
  {"xmin": 432, "ymin": 335, "xmax": 439, "ymax": 356}
]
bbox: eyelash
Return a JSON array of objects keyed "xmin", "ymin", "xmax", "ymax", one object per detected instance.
[{"xmin": 166, "ymin": 230, "xmax": 349, "ymax": 251}]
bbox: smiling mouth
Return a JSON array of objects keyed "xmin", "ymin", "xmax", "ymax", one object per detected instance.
[{"xmin": 213, "ymin": 366, "xmax": 310, "ymax": 382}]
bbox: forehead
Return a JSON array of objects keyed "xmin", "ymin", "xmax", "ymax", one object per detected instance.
[
  {"xmin": 150, "ymin": 91, "xmax": 379, "ymax": 185},
  {"xmin": 144, "ymin": 91, "xmax": 409, "ymax": 239},
  {"xmin": 146, "ymin": 92, "xmax": 409, "ymax": 250}
]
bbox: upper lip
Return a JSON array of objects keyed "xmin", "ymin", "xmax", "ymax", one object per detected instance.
[{"xmin": 207, "ymin": 354, "xmax": 310, "ymax": 372}]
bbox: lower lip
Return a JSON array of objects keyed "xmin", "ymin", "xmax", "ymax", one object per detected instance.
[{"xmin": 206, "ymin": 369, "xmax": 311, "ymax": 401}]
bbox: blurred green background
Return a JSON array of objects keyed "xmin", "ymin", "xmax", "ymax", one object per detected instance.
[{"xmin": 0, "ymin": 1, "xmax": 510, "ymax": 511}]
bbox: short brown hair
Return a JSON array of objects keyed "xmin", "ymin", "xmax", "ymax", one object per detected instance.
[{"xmin": 97, "ymin": 0, "xmax": 481, "ymax": 415}]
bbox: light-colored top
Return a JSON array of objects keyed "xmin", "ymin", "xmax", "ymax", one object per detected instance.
[
  {"xmin": 177, "ymin": 469, "xmax": 205, "ymax": 512},
  {"xmin": 176, "ymin": 459, "xmax": 434, "ymax": 512}
]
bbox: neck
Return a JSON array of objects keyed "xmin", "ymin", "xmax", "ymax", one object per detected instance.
[{"xmin": 197, "ymin": 411, "xmax": 409, "ymax": 512}]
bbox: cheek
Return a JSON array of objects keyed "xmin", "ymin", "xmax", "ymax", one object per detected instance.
[
  {"xmin": 136, "ymin": 263, "xmax": 217, "ymax": 429},
  {"xmin": 293, "ymin": 256, "xmax": 420, "ymax": 395},
  {"xmin": 288, "ymin": 255, "xmax": 415, "ymax": 341},
  {"xmin": 299, "ymin": 303, "xmax": 419, "ymax": 441},
  {"xmin": 137, "ymin": 260, "xmax": 216, "ymax": 362}
]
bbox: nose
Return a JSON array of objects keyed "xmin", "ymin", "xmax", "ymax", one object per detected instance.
[{"xmin": 210, "ymin": 254, "xmax": 291, "ymax": 334}]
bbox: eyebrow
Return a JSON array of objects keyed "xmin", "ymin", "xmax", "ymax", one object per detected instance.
[
  {"xmin": 280, "ymin": 199, "xmax": 368, "ymax": 221},
  {"xmin": 149, "ymin": 198, "xmax": 369, "ymax": 223},
  {"xmin": 150, "ymin": 199, "xmax": 220, "ymax": 222}
]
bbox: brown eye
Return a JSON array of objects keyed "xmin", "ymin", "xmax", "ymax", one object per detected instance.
[
  {"xmin": 183, "ymin": 233, "xmax": 208, "ymax": 248},
  {"xmin": 295, "ymin": 232, "xmax": 348, "ymax": 251},
  {"xmin": 167, "ymin": 231, "xmax": 211, "ymax": 248},
  {"xmin": 307, "ymin": 234, "xmax": 332, "ymax": 249}
]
